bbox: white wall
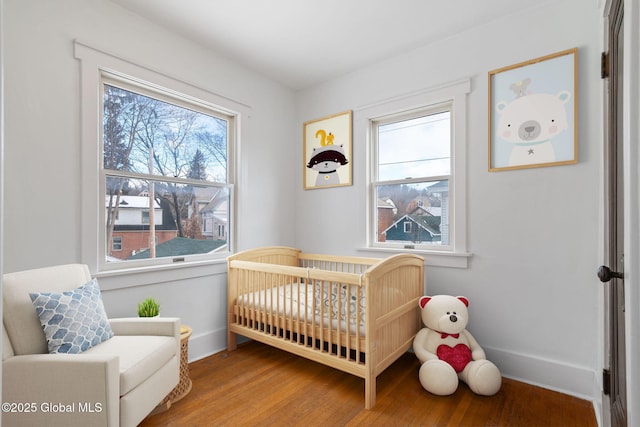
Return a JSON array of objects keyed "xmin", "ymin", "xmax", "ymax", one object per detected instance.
[
  {"xmin": 295, "ymin": 0, "xmax": 603, "ymax": 402},
  {"xmin": 3, "ymin": 0, "xmax": 297, "ymax": 358}
]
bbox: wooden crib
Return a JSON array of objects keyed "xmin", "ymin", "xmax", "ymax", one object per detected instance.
[{"xmin": 227, "ymin": 246, "xmax": 424, "ymax": 409}]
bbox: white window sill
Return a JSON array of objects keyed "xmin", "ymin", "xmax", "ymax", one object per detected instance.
[{"xmin": 358, "ymin": 247, "xmax": 471, "ymax": 268}]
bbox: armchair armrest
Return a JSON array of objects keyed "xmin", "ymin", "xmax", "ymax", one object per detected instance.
[
  {"xmin": 2, "ymin": 354, "xmax": 119, "ymax": 427},
  {"xmin": 110, "ymin": 317, "xmax": 181, "ymax": 357},
  {"xmin": 109, "ymin": 317, "xmax": 180, "ymax": 339}
]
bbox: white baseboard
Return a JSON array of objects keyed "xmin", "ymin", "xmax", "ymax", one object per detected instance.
[
  {"xmin": 187, "ymin": 327, "xmax": 228, "ymax": 362},
  {"xmin": 485, "ymin": 346, "xmax": 601, "ymax": 402}
]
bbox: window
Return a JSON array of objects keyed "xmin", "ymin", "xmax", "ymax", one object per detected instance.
[
  {"xmin": 112, "ymin": 236, "xmax": 122, "ymax": 252},
  {"xmin": 373, "ymin": 107, "xmax": 451, "ymax": 247},
  {"xmin": 363, "ymin": 79, "xmax": 470, "ymax": 267},
  {"xmin": 76, "ymin": 41, "xmax": 246, "ymax": 273},
  {"xmin": 102, "ymin": 77, "xmax": 233, "ymax": 266}
]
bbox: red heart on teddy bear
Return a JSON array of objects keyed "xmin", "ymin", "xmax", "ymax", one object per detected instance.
[{"xmin": 437, "ymin": 344, "xmax": 472, "ymax": 373}]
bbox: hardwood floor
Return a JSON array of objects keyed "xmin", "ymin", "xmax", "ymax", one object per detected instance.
[{"xmin": 140, "ymin": 341, "xmax": 597, "ymax": 426}]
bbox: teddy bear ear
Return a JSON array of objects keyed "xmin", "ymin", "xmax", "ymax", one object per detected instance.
[
  {"xmin": 457, "ymin": 296, "xmax": 469, "ymax": 307},
  {"xmin": 419, "ymin": 296, "xmax": 432, "ymax": 309}
]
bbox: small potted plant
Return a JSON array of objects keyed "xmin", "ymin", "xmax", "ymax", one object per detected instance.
[{"xmin": 137, "ymin": 297, "xmax": 160, "ymax": 317}]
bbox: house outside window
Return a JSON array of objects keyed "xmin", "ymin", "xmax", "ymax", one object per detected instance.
[{"xmin": 362, "ymin": 79, "xmax": 470, "ymax": 266}]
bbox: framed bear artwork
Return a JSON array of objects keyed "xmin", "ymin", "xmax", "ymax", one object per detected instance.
[
  {"xmin": 303, "ymin": 110, "xmax": 352, "ymax": 189},
  {"xmin": 488, "ymin": 48, "xmax": 578, "ymax": 171}
]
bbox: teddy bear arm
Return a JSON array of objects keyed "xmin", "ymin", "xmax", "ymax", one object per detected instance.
[
  {"xmin": 413, "ymin": 329, "xmax": 439, "ymax": 364},
  {"xmin": 415, "ymin": 348, "xmax": 439, "ymax": 364},
  {"xmin": 462, "ymin": 330, "xmax": 486, "ymax": 360}
]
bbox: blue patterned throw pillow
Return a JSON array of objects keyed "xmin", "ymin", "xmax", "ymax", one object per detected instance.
[{"xmin": 29, "ymin": 278, "xmax": 114, "ymax": 354}]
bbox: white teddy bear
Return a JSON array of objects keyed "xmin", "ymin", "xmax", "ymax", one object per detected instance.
[{"xmin": 413, "ymin": 295, "xmax": 502, "ymax": 396}]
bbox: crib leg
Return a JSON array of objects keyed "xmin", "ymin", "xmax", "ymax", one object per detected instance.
[
  {"xmin": 227, "ymin": 330, "xmax": 237, "ymax": 351},
  {"xmin": 365, "ymin": 376, "xmax": 376, "ymax": 409}
]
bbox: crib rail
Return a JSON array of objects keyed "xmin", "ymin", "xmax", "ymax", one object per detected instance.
[
  {"xmin": 298, "ymin": 252, "xmax": 380, "ymax": 274},
  {"xmin": 228, "ymin": 259, "xmax": 367, "ymax": 364}
]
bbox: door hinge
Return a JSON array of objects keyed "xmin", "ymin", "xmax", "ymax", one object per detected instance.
[
  {"xmin": 603, "ymin": 368, "xmax": 611, "ymax": 395},
  {"xmin": 601, "ymin": 52, "xmax": 609, "ymax": 79}
]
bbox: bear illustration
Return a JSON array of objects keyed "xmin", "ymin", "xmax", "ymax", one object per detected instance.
[{"xmin": 495, "ymin": 90, "xmax": 571, "ymax": 167}]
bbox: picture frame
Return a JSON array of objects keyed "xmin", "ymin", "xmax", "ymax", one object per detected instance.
[
  {"xmin": 488, "ymin": 48, "xmax": 578, "ymax": 171},
  {"xmin": 303, "ymin": 110, "xmax": 352, "ymax": 189}
]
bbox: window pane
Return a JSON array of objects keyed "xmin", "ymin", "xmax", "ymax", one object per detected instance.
[
  {"xmin": 375, "ymin": 180, "xmax": 449, "ymax": 246},
  {"xmin": 103, "ymin": 84, "xmax": 228, "ymax": 183},
  {"xmin": 105, "ymin": 176, "xmax": 229, "ymax": 262},
  {"xmin": 377, "ymin": 111, "xmax": 450, "ymax": 181}
]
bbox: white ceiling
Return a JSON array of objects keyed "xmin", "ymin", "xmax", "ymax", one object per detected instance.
[{"xmin": 110, "ymin": 0, "xmax": 551, "ymax": 90}]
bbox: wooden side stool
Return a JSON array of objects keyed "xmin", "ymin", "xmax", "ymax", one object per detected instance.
[{"xmin": 151, "ymin": 325, "xmax": 193, "ymax": 413}]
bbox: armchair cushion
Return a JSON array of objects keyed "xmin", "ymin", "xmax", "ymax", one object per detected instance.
[
  {"xmin": 85, "ymin": 334, "xmax": 177, "ymax": 395},
  {"xmin": 29, "ymin": 278, "xmax": 113, "ymax": 354}
]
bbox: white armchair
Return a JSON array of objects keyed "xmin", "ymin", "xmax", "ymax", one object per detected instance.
[{"xmin": 2, "ymin": 264, "xmax": 181, "ymax": 427}]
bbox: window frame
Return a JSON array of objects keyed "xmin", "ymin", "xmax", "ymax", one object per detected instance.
[
  {"xmin": 75, "ymin": 41, "xmax": 248, "ymax": 276},
  {"xmin": 359, "ymin": 78, "xmax": 471, "ymax": 268},
  {"xmin": 100, "ymin": 74, "xmax": 235, "ymax": 269},
  {"xmin": 371, "ymin": 103, "xmax": 453, "ymax": 250},
  {"xmin": 404, "ymin": 221, "xmax": 412, "ymax": 234}
]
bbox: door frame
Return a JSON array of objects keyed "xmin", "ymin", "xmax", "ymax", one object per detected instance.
[
  {"xmin": 622, "ymin": 0, "xmax": 640, "ymax": 425},
  {"xmin": 602, "ymin": 0, "xmax": 625, "ymax": 425},
  {"xmin": 622, "ymin": 1, "xmax": 640, "ymax": 427},
  {"xmin": 602, "ymin": 1, "xmax": 640, "ymax": 426}
]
